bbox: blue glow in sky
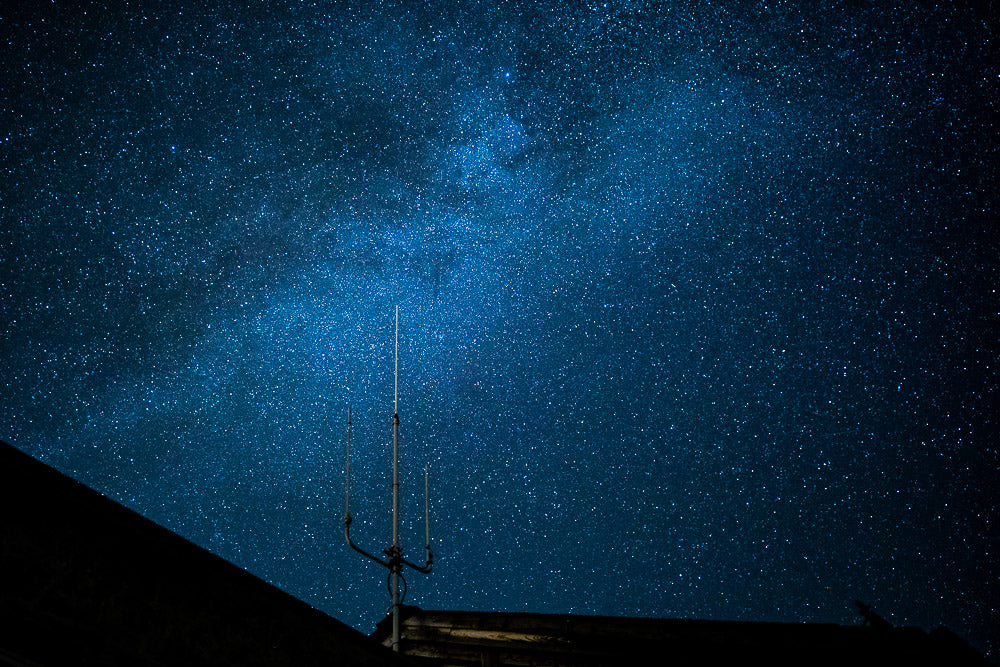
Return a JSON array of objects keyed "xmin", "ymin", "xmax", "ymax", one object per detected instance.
[{"xmin": 2, "ymin": 1, "xmax": 996, "ymax": 658}]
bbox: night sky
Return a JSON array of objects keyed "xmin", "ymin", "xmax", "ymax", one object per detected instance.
[{"xmin": 3, "ymin": 1, "xmax": 997, "ymax": 658}]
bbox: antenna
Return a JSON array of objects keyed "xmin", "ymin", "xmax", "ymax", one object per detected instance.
[{"xmin": 344, "ymin": 306, "xmax": 433, "ymax": 653}]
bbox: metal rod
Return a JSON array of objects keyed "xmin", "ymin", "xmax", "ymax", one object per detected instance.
[
  {"xmin": 392, "ymin": 307, "xmax": 399, "ymax": 551},
  {"xmin": 391, "ymin": 570, "xmax": 400, "ymax": 652},
  {"xmin": 344, "ymin": 402, "xmax": 391, "ymax": 567},
  {"xmin": 394, "ymin": 305, "xmax": 398, "ymax": 415},
  {"xmin": 424, "ymin": 464, "xmax": 430, "ymax": 549},
  {"xmin": 345, "ymin": 405, "xmax": 351, "ymax": 519},
  {"xmin": 345, "ymin": 518, "xmax": 391, "ymax": 567},
  {"xmin": 343, "ymin": 307, "xmax": 433, "ymax": 655},
  {"xmin": 344, "ymin": 405, "xmax": 391, "ymax": 567},
  {"xmin": 391, "ymin": 306, "xmax": 400, "ymax": 652}
]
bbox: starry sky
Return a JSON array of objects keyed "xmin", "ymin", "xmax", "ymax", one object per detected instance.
[{"xmin": 2, "ymin": 0, "xmax": 998, "ymax": 658}]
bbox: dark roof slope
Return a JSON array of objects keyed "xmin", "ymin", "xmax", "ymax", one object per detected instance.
[{"xmin": 0, "ymin": 440, "xmax": 404, "ymax": 666}]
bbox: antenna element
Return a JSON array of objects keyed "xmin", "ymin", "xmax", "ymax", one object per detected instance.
[{"xmin": 344, "ymin": 307, "xmax": 433, "ymax": 653}]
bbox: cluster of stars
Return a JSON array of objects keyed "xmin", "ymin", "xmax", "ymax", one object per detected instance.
[{"xmin": 2, "ymin": 1, "xmax": 996, "ymax": 660}]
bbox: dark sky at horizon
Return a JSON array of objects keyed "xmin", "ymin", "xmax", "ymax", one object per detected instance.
[{"xmin": 2, "ymin": 0, "xmax": 998, "ymax": 659}]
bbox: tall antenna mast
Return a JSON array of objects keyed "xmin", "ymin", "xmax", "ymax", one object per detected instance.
[{"xmin": 344, "ymin": 306, "xmax": 433, "ymax": 653}]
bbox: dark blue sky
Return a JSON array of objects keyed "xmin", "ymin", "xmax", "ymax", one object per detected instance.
[{"xmin": 2, "ymin": 1, "xmax": 997, "ymax": 659}]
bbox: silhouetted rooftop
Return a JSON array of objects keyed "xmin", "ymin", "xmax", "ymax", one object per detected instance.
[
  {"xmin": 372, "ymin": 602, "xmax": 988, "ymax": 665},
  {"xmin": 1, "ymin": 440, "xmax": 987, "ymax": 666},
  {"xmin": 0, "ymin": 440, "xmax": 405, "ymax": 666}
]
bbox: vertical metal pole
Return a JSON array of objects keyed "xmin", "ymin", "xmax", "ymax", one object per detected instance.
[
  {"xmin": 345, "ymin": 406, "xmax": 352, "ymax": 518},
  {"xmin": 344, "ymin": 307, "xmax": 431, "ymax": 654},
  {"xmin": 391, "ymin": 305, "xmax": 400, "ymax": 653},
  {"xmin": 393, "ymin": 306, "xmax": 399, "ymax": 549},
  {"xmin": 424, "ymin": 465, "xmax": 430, "ymax": 551},
  {"xmin": 391, "ymin": 563, "xmax": 399, "ymax": 652}
]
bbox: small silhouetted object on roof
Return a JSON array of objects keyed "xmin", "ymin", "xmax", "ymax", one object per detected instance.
[{"xmin": 856, "ymin": 600, "xmax": 893, "ymax": 629}]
